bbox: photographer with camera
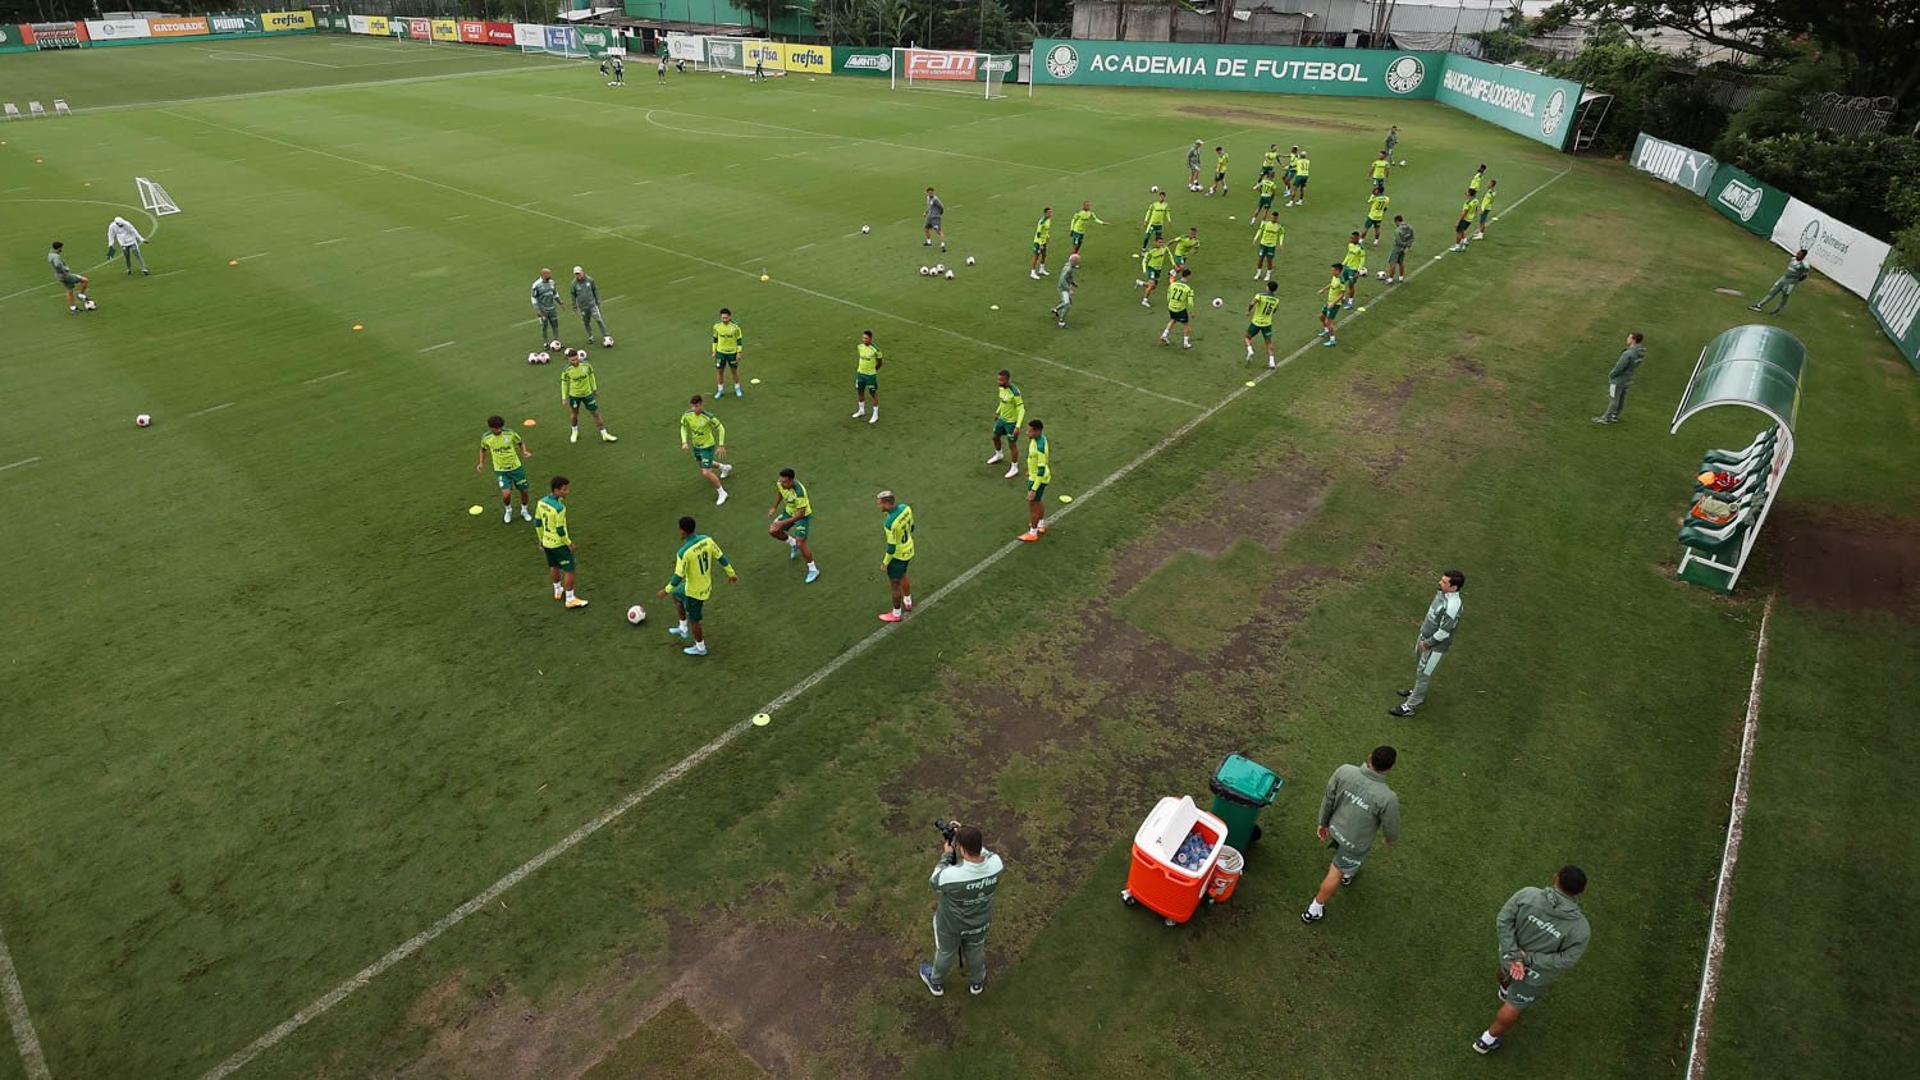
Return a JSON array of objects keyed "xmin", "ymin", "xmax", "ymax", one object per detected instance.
[{"xmin": 918, "ymin": 820, "xmax": 1004, "ymax": 997}]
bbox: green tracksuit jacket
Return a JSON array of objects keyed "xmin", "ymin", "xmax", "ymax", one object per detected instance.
[{"xmin": 1496, "ymin": 885, "xmax": 1591, "ymax": 991}]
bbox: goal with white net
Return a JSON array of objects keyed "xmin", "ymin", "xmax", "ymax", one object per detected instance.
[
  {"xmin": 890, "ymin": 48, "xmax": 1014, "ymax": 99},
  {"xmin": 136, "ymin": 177, "xmax": 180, "ymax": 217}
]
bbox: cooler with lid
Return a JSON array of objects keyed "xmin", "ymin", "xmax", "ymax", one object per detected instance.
[{"xmin": 1120, "ymin": 795, "xmax": 1228, "ymax": 926}]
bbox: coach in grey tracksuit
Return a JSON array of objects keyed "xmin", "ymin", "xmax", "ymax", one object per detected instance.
[
  {"xmin": 1748, "ymin": 249, "xmax": 1810, "ymax": 314},
  {"xmin": 1050, "ymin": 254, "xmax": 1079, "ymax": 327},
  {"xmin": 1390, "ymin": 569, "xmax": 1464, "ymax": 716},
  {"xmin": 1594, "ymin": 331, "xmax": 1646, "ymax": 424}
]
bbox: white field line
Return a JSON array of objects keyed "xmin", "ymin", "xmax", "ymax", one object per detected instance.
[
  {"xmin": 204, "ymin": 49, "xmax": 337, "ymax": 69},
  {"xmin": 418, "ymin": 341, "xmax": 456, "ymax": 354},
  {"xmin": 200, "ymin": 162, "xmax": 1575, "ymax": 1080},
  {"xmin": 304, "ymin": 369, "xmax": 352, "ymax": 384},
  {"xmin": 77, "ymin": 64, "xmax": 547, "ymax": 116},
  {"xmin": 313, "ymin": 238, "xmax": 347, "ymax": 246},
  {"xmin": 233, "ymin": 252, "xmax": 270, "ymax": 262},
  {"xmin": 0, "ymin": 457, "xmax": 42, "ymax": 473},
  {"xmin": 0, "ymin": 924, "xmax": 50, "ymax": 1080},
  {"xmin": 1686, "ymin": 593, "xmax": 1776, "ymax": 1080},
  {"xmin": 186, "ymin": 402, "xmax": 235, "ymax": 418},
  {"xmin": 161, "ymin": 110, "xmax": 1194, "ymax": 411},
  {"xmin": 381, "ymin": 225, "xmax": 412, "ymax": 233}
]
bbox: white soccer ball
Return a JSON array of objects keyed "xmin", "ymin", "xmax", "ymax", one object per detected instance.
[
  {"xmin": 1397, "ymin": 160, "xmax": 1407, "ymax": 166},
  {"xmin": 919, "ymin": 266, "xmax": 930, "ymax": 276},
  {"xmin": 626, "ymin": 604, "xmax": 647, "ymax": 625},
  {"xmin": 861, "ymin": 224, "xmax": 871, "ymax": 234},
  {"xmin": 933, "ymin": 264, "xmax": 945, "ymax": 274},
  {"xmin": 537, "ymin": 351, "xmax": 551, "ymax": 364},
  {"xmin": 83, "ymin": 299, "xmax": 97, "ymax": 310},
  {"xmin": 945, "ymin": 270, "xmax": 955, "ymax": 280},
  {"xmin": 548, "ymin": 340, "xmax": 562, "ymax": 350},
  {"xmin": 1377, "ymin": 270, "xmax": 1388, "ymax": 280},
  {"xmin": 603, "ymin": 336, "xmax": 615, "ymax": 347},
  {"xmin": 527, "ymin": 352, "xmax": 540, "ymax": 364},
  {"xmin": 1151, "ymin": 185, "xmax": 1162, "ymax": 194},
  {"xmin": 135, "ymin": 413, "xmax": 151, "ymax": 427},
  {"xmin": 1211, "ymin": 297, "xmax": 1224, "ymax": 308},
  {"xmin": 965, "ymin": 256, "xmax": 976, "ymax": 266}
]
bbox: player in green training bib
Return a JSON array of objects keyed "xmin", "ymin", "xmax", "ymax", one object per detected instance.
[
  {"xmin": 1253, "ymin": 175, "xmax": 1278, "ymax": 224},
  {"xmin": 1367, "ymin": 151, "xmax": 1391, "ymax": 193},
  {"xmin": 711, "ymin": 307, "xmax": 745, "ymax": 398},
  {"xmin": 768, "ymin": 468, "xmax": 820, "ymax": 583},
  {"xmin": 852, "ymin": 330, "xmax": 883, "ymax": 424},
  {"xmin": 530, "ymin": 267, "xmax": 562, "ymax": 348},
  {"xmin": 1318, "ymin": 263, "xmax": 1347, "ymax": 347},
  {"xmin": 1254, "ymin": 212, "xmax": 1284, "ymax": 282},
  {"xmin": 679, "ymin": 394, "xmax": 733, "ymax": 505},
  {"xmin": 1017, "ymin": 418, "xmax": 1052, "ymax": 542},
  {"xmin": 560, "ymin": 349, "xmax": 619, "ymax": 445},
  {"xmin": 1259, "ymin": 144, "xmax": 1280, "ymax": 181},
  {"xmin": 1282, "ymin": 146, "xmax": 1301, "ymax": 193},
  {"xmin": 1245, "ymin": 280, "xmax": 1280, "ymax": 368},
  {"xmin": 1363, "ymin": 187, "xmax": 1390, "ymax": 246},
  {"xmin": 876, "ymin": 490, "xmax": 915, "ymax": 622},
  {"xmin": 1028, "ymin": 207, "xmax": 1053, "ymax": 280},
  {"xmin": 988, "ymin": 369, "xmax": 1025, "ymax": 479},
  {"xmin": 1138, "ymin": 237, "xmax": 1172, "ymax": 307},
  {"xmin": 1206, "ymin": 146, "xmax": 1231, "ymax": 197},
  {"xmin": 1475, "ymin": 180, "xmax": 1498, "ymax": 240},
  {"xmin": 1068, "ymin": 200, "xmax": 1107, "ymax": 256},
  {"xmin": 476, "ymin": 415, "xmax": 535, "ymax": 524},
  {"xmin": 1454, "ymin": 190, "xmax": 1479, "ymax": 251},
  {"xmin": 1139, "ymin": 190, "xmax": 1171, "ymax": 257},
  {"xmin": 660, "ymin": 514, "xmax": 737, "ymax": 656},
  {"xmin": 1171, "ymin": 227, "xmax": 1200, "ymax": 269},
  {"xmin": 1468, "ymin": 163, "xmax": 1487, "ymax": 195},
  {"xmin": 1160, "ymin": 267, "xmax": 1196, "ymax": 350},
  {"xmin": 536, "ymin": 475, "xmax": 588, "ymax": 608},
  {"xmin": 570, "ymin": 267, "xmax": 612, "ymax": 347},
  {"xmin": 1340, "ymin": 233, "xmax": 1368, "ymax": 310}
]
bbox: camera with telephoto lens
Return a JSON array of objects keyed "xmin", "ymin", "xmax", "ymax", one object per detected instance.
[{"xmin": 933, "ymin": 819, "xmax": 959, "ymax": 863}]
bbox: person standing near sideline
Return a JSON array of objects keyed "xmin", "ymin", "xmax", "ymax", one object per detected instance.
[
  {"xmin": 530, "ymin": 267, "xmax": 562, "ymax": 348},
  {"xmin": 1748, "ymin": 248, "xmax": 1810, "ymax": 314},
  {"xmin": 1593, "ymin": 332, "xmax": 1646, "ymax": 425},
  {"xmin": 106, "ymin": 215, "xmax": 150, "ymax": 276},
  {"xmin": 1385, "ymin": 215, "xmax": 1414, "ymax": 283},
  {"xmin": 918, "ymin": 824, "xmax": 1003, "ymax": 997},
  {"xmin": 656, "ymin": 52, "xmax": 668, "ymax": 85},
  {"xmin": 876, "ymin": 489, "xmax": 915, "ymax": 623},
  {"xmin": 1016, "ymin": 418, "xmax": 1051, "ymax": 543},
  {"xmin": 1300, "ymin": 745, "xmax": 1401, "ymax": 924},
  {"xmin": 1389, "ymin": 569, "xmax": 1464, "ymax": 716},
  {"xmin": 923, "ymin": 187, "xmax": 947, "ymax": 252},
  {"xmin": 1473, "ymin": 866, "xmax": 1592, "ymax": 1055},
  {"xmin": 1186, "ymin": 139, "xmax": 1205, "ymax": 190},
  {"xmin": 1050, "ymin": 253, "xmax": 1079, "ymax": 328},
  {"xmin": 570, "ymin": 266, "xmax": 613, "ymax": 348}
]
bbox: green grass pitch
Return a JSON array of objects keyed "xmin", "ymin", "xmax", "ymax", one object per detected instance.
[{"xmin": 1, "ymin": 34, "xmax": 1916, "ymax": 1079}]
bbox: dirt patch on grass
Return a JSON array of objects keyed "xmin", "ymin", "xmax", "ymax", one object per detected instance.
[
  {"xmin": 1758, "ymin": 504, "xmax": 1920, "ymax": 619},
  {"xmin": 1176, "ymin": 104, "xmax": 1370, "ymax": 133},
  {"xmin": 1108, "ymin": 457, "xmax": 1330, "ymax": 595}
]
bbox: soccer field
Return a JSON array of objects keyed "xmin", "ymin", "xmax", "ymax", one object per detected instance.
[{"xmin": 2, "ymin": 34, "xmax": 1916, "ymax": 1079}]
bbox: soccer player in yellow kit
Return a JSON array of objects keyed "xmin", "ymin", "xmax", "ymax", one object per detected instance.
[
  {"xmin": 767, "ymin": 468, "xmax": 820, "ymax": 583},
  {"xmin": 536, "ymin": 475, "xmax": 589, "ymax": 609},
  {"xmin": 1362, "ymin": 186, "xmax": 1391, "ymax": 247},
  {"xmin": 876, "ymin": 490, "xmax": 915, "ymax": 623},
  {"xmin": 1028, "ymin": 207, "xmax": 1053, "ymax": 280},
  {"xmin": 659, "ymin": 514, "xmax": 737, "ymax": 656},
  {"xmin": 1160, "ymin": 267, "xmax": 1196, "ymax": 349},
  {"xmin": 1068, "ymin": 200, "xmax": 1107, "ymax": 256},
  {"xmin": 679, "ymin": 394, "xmax": 732, "ymax": 505},
  {"xmin": 852, "ymin": 330, "xmax": 883, "ymax": 425},
  {"xmin": 712, "ymin": 307, "xmax": 745, "ymax": 398},
  {"xmin": 1318, "ymin": 263, "xmax": 1347, "ymax": 347},
  {"xmin": 560, "ymin": 349, "xmax": 618, "ymax": 444},
  {"xmin": 1139, "ymin": 190, "xmax": 1172, "ymax": 258},
  {"xmin": 1245, "ymin": 280, "xmax": 1280, "ymax": 368},
  {"xmin": 1017, "ymin": 418, "xmax": 1052, "ymax": 542},
  {"xmin": 987, "ymin": 370, "xmax": 1025, "ymax": 479},
  {"xmin": 1138, "ymin": 236, "xmax": 1173, "ymax": 307},
  {"xmin": 477, "ymin": 416, "xmax": 536, "ymax": 524}
]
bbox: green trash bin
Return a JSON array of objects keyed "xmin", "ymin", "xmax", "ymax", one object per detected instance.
[{"xmin": 1208, "ymin": 753, "xmax": 1282, "ymax": 850}]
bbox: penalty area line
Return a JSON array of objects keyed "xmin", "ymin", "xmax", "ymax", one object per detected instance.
[
  {"xmin": 199, "ymin": 161, "xmax": 1576, "ymax": 1080},
  {"xmin": 1685, "ymin": 593, "xmax": 1776, "ymax": 1080}
]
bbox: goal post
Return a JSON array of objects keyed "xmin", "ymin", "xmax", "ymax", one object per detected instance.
[
  {"xmin": 890, "ymin": 48, "xmax": 1015, "ymax": 99},
  {"xmin": 136, "ymin": 177, "xmax": 181, "ymax": 216}
]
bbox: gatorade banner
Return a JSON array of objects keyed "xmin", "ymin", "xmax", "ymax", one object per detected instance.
[
  {"xmin": 84, "ymin": 19, "xmax": 151, "ymax": 41},
  {"xmin": 148, "ymin": 16, "xmax": 210, "ymax": 37},
  {"xmin": 774, "ymin": 41, "xmax": 830, "ymax": 75},
  {"xmin": 1433, "ymin": 54, "xmax": 1581, "ymax": 150},
  {"xmin": 835, "ymin": 46, "xmax": 891, "ymax": 77},
  {"xmin": 1630, "ymin": 133, "xmax": 1717, "ymax": 197},
  {"xmin": 261, "ymin": 11, "xmax": 315, "ymax": 32},
  {"xmin": 430, "ymin": 19, "xmax": 457, "ymax": 42},
  {"xmin": 1706, "ymin": 163, "xmax": 1788, "ymax": 238},
  {"xmin": 1771, "ymin": 199, "xmax": 1892, "ymax": 300},
  {"xmin": 484, "ymin": 22, "xmax": 514, "ymax": 46},
  {"xmin": 1034, "ymin": 39, "xmax": 1440, "ymax": 98},
  {"xmin": 1869, "ymin": 265, "xmax": 1920, "ymax": 371}
]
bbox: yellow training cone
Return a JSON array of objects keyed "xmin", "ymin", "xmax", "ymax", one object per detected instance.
[
  {"xmin": 468, "ymin": 505, "xmax": 484, "ymax": 516},
  {"xmin": 751, "ymin": 713, "xmax": 772, "ymax": 727},
  {"xmin": 522, "ymin": 418, "xmax": 537, "ymax": 427},
  {"xmin": 351, "ymin": 323, "xmax": 364, "ymax": 331}
]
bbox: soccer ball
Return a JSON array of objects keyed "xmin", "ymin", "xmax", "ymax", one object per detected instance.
[
  {"xmin": 1151, "ymin": 185, "xmax": 1162, "ymax": 194},
  {"xmin": 1377, "ymin": 270, "xmax": 1388, "ymax": 280},
  {"xmin": 933, "ymin": 264, "xmax": 945, "ymax": 274},
  {"xmin": 135, "ymin": 413, "xmax": 151, "ymax": 427},
  {"xmin": 965, "ymin": 256, "xmax": 976, "ymax": 266},
  {"xmin": 919, "ymin": 267, "xmax": 930, "ymax": 276},
  {"xmin": 1211, "ymin": 297, "xmax": 1224, "ymax": 308},
  {"xmin": 548, "ymin": 340, "xmax": 562, "ymax": 350},
  {"xmin": 1188, "ymin": 183, "xmax": 1201, "ymax": 191},
  {"xmin": 527, "ymin": 352, "xmax": 540, "ymax": 364},
  {"xmin": 861, "ymin": 225, "xmax": 871, "ymax": 234},
  {"xmin": 945, "ymin": 270, "xmax": 955, "ymax": 280},
  {"xmin": 83, "ymin": 299, "xmax": 97, "ymax": 311},
  {"xmin": 1398, "ymin": 160, "xmax": 1407, "ymax": 166},
  {"xmin": 602, "ymin": 336, "xmax": 614, "ymax": 347},
  {"xmin": 626, "ymin": 604, "xmax": 647, "ymax": 625},
  {"xmin": 537, "ymin": 351, "xmax": 552, "ymax": 364}
]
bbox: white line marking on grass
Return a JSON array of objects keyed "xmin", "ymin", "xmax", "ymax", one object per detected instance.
[
  {"xmin": 187, "ymin": 402, "xmax": 235, "ymax": 418},
  {"xmin": 665, "ymin": 275, "xmax": 696, "ymax": 286},
  {"xmin": 571, "ymin": 191, "xmax": 596, "ymax": 197},
  {"xmin": 199, "ymin": 157, "xmax": 1576, "ymax": 1078},
  {"xmin": 0, "ymin": 924, "xmax": 50, "ymax": 1080},
  {"xmin": 205, "ymin": 49, "xmax": 337, "ymax": 68},
  {"xmin": 84, "ymin": 67, "xmax": 546, "ymax": 116},
  {"xmin": 381, "ymin": 225, "xmax": 411, "ymax": 233},
  {"xmin": 418, "ymin": 341, "xmax": 456, "ymax": 354},
  {"xmin": 0, "ymin": 457, "xmax": 42, "ymax": 473},
  {"xmin": 446, "ymin": 214, "xmax": 470, "ymax": 221},
  {"xmin": 1686, "ymin": 593, "xmax": 1775, "ymax": 1080},
  {"xmin": 234, "ymin": 252, "xmax": 269, "ymax": 262},
  {"xmin": 160, "ymin": 111, "xmax": 1198, "ymax": 412},
  {"xmin": 602, "ymin": 295, "xmax": 628, "ymax": 304},
  {"xmin": 630, "ymin": 180, "xmax": 653, "ymax": 186},
  {"xmin": 304, "ymin": 369, "xmax": 352, "ymax": 383},
  {"xmin": 313, "ymin": 237, "xmax": 347, "ymax": 246}
]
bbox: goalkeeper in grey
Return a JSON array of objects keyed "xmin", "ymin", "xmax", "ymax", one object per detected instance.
[
  {"xmin": 1747, "ymin": 248, "xmax": 1810, "ymax": 314},
  {"xmin": 571, "ymin": 266, "xmax": 611, "ymax": 346},
  {"xmin": 106, "ymin": 215, "xmax": 150, "ymax": 275},
  {"xmin": 531, "ymin": 267, "xmax": 562, "ymax": 346}
]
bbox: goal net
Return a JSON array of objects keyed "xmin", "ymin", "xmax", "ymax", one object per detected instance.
[
  {"xmin": 891, "ymin": 48, "xmax": 1014, "ymax": 99},
  {"xmin": 136, "ymin": 177, "xmax": 180, "ymax": 216}
]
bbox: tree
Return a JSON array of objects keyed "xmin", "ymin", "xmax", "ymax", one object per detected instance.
[{"xmin": 1545, "ymin": 1, "xmax": 1920, "ymax": 102}]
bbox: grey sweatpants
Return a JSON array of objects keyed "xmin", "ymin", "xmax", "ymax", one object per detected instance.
[
  {"xmin": 1752, "ymin": 278, "xmax": 1796, "ymax": 313},
  {"xmin": 122, "ymin": 244, "xmax": 148, "ymax": 272},
  {"xmin": 930, "ymin": 913, "xmax": 987, "ymax": 986},
  {"xmin": 537, "ymin": 308, "xmax": 560, "ymax": 344},
  {"xmin": 1408, "ymin": 645, "xmax": 1447, "ymax": 707},
  {"xmin": 580, "ymin": 305, "xmax": 609, "ymax": 339},
  {"xmin": 1601, "ymin": 380, "xmax": 1630, "ymax": 421}
]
